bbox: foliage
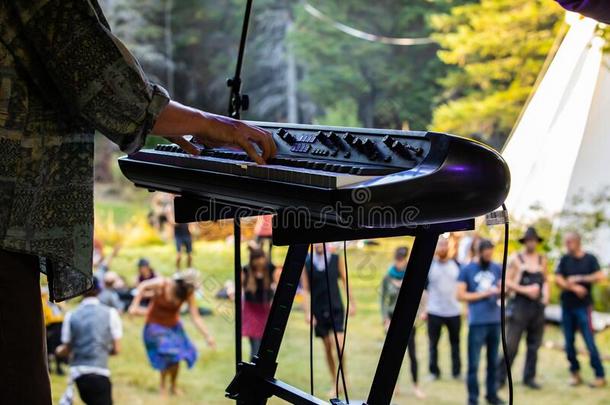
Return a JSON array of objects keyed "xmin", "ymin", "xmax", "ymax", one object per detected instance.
[
  {"xmin": 291, "ymin": 0, "xmax": 463, "ymax": 129},
  {"xmin": 431, "ymin": 0, "xmax": 564, "ymax": 146}
]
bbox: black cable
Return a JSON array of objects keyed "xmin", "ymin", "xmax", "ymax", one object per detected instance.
[
  {"xmin": 234, "ymin": 218, "xmax": 242, "ymax": 370},
  {"xmin": 335, "ymin": 242, "xmax": 350, "ymax": 403},
  {"xmin": 309, "ymin": 244, "xmax": 315, "ymax": 396},
  {"xmin": 322, "ymin": 243, "xmax": 348, "ymax": 401},
  {"xmin": 500, "ymin": 203, "xmax": 514, "ymax": 405}
]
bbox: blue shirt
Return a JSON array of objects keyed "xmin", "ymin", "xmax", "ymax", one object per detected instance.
[{"xmin": 458, "ymin": 262, "xmax": 502, "ymax": 325}]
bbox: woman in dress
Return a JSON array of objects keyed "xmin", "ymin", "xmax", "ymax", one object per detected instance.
[
  {"xmin": 242, "ymin": 247, "xmax": 278, "ymax": 360},
  {"xmin": 129, "ymin": 269, "xmax": 215, "ymax": 396}
]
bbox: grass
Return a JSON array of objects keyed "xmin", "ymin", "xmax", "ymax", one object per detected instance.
[{"xmin": 49, "ymin": 237, "xmax": 610, "ymax": 405}]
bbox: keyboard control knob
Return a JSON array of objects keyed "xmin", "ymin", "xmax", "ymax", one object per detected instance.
[
  {"xmin": 382, "ymin": 135, "xmax": 395, "ymax": 148},
  {"xmin": 344, "ymin": 133, "xmax": 355, "ymax": 145},
  {"xmin": 279, "ymin": 130, "xmax": 296, "ymax": 144},
  {"xmin": 391, "ymin": 141, "xmax": 412, "ymax": 158}
]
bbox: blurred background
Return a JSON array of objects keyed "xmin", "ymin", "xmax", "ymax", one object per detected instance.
[{"xmin": 52, "ymin": 0, "xmax": 610, "ymax": 404}]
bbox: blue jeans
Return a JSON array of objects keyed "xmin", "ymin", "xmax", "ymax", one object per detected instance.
[
  {"xmin": 561, "ymin": 305, "xmax": 605, "ymax": 378},
  {"xmin": 467, "ymin": 323, "xmax": 500, "ymax": 405}
]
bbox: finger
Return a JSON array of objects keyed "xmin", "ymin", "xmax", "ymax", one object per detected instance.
[
  {"xmin": 258, "ymin": 128, "xmax": 277, "ymax": 157},
  {"xmin": 248, "ymin": 129, "xmax": 274, "ymax": 161},
  {"xmin": 166, "ymin": 136, "xmax": 200, "ymax": 156},
  {"xmin": 238, "ymin": 138, "xmax": 265, "ymax": 165}
]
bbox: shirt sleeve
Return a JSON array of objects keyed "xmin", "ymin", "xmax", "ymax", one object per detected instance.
[
  {"xmin": 11, "ymin": 1, "xmax": 170, "ymax": 153},
  {"xmin": 555, "ymin": 0, "xmax": 610, "ymax": 23},
  {"xmin": 589, "ymin": 254, "xmax": 601, "ymax": 273},
  {"xmin": 555, "ymin": 256, "xmax": 566, "ymax": 275},
  {"xmin": 457, "ymin": 266, "xmax": 468, "ymax": 284},
  {"xmin": 60, "ymin": 311, "xmax": 72, "ymax": 344},
  {"xmin": 109, "ymin": 308, "xmax": 123, "ymax": 340}
]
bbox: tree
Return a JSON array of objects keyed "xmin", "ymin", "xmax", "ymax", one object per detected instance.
[
  {"xmin": 291, "ymin": 0, "xmax": 460, "ymax": 129},
  {"xmin": 430, "ymin": 0, "xmax": 563, "ymax": 147}
]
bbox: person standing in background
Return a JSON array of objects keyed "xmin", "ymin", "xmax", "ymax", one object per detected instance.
[
  {"xmin": 242, "ymin": 246, "xmax": 277, "ymax": 360},
  {"xmin": 457, "ymin": 240, "xmax": 504, "ymax": 405},
  {"xmin": 555, "ymin": 232, "xmax": 606, "ymax": 388},
  {"xmin": 254, "ymin": 215, "xmax": 274, "ymax": 259},
  {"xmin": 301, "ymin": 243, "xmax": 356, "ymax": 397},
  {"xmin": 41, "ymin": 287, "xmax": 67, "ymax": 376},
  {"xmin": 426, "ymin": 238, "xmax": 462, "ymax": 381},
  {"xmin": 497, "ymin": 227, "xmax": 548, "ymax": 390},
  {"xmin": 380, "ymin": 246, "xmax": 426, "ymax": 399},
  {"xmin": 56, "ymin": 279, "xmax": 122, "ymax": 405},
  {"xmin": 173, "ymin": 222, "xmax": 194, "ymax": 269}
]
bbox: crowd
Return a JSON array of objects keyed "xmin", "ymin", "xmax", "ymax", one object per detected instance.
[
  {"xmin": 45, "ymin": 211, "xmax": 609, "ymax": 405},
  {"xmin": 375, "ymin": 227, "xmax": 607, "ymax": 405}
]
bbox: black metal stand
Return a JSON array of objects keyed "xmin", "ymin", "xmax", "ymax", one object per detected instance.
[
  {"xmin": 174, "ymin": 193, "xmax": 474, "ymax": 404},
  {"xmin": 366, "ymin": 229, "xmax": 439, "ymax": 405},
  {"xmin": 224, "ymin": 218, "xmax": 474, "ymax": 405}
]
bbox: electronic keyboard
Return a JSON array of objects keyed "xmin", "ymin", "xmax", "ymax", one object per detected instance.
[{"xmin": 118, "ymin": 121, "xmax": 510, "ymax": 227}]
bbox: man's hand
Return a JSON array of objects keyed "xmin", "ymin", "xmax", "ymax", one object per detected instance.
[
  {"xmin": 194, "ymin": 113, "xmax": 276, "ymax": 164},
  {"xmin": 305, "ymin": 312, "xmax": 317, "ymax": 326},
  {"xmin": 55, "ymin": 344, "xmax": 70, "ymax": 359},
  {"xmin": 522, "ymin": 284, "xmax": 541, "ymax": 300},
  {"xmin": 571, "ymin": 283, "xmax": 588, "ymax": 299},
  {"xmin": 152, "ymin": 101, "xmax": 277, "ymax": 164},
  {"xmin": 206, "ymin": 335, "xmax": 217, "ymax": 350}
]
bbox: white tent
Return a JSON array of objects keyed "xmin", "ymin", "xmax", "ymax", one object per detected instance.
[{"xmin": 503, "ymin": 14, "xmax": 610, "ymax": 262}]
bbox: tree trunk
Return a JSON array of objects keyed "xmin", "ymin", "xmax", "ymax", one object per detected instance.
[
  {"xmin": 164, "ymin": 0, "xmax": 174, "ymax": 96},
  {"xmin": 285, "ymin": 17, "xmax": 298, "ymax": 123}
]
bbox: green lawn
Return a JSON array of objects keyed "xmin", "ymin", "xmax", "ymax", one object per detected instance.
[{"xmin": 50, "ymin": 240, "xmax": 610, "ymax": 405}]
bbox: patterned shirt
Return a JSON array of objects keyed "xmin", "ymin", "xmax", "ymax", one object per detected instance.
[{"xmin": 0, "ymin": 1, "xmax": 170, "ymax": 301}]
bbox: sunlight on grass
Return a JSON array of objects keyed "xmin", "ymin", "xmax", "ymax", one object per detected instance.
[{"xmin": 49, "ymin": 238, "xmax": 610, "ymax": 405}]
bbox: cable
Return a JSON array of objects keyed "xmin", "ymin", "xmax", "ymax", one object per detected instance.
[
  {"xmin": 322, "ymin": 243, "xmax": 349, "ymax": 401},
  {"xmin": 309, "ymin": 244, "xmax": 315, "ymax": 396},
  {"xmin": 500, "ymin": 203, "xmax": 514, "ymax": 405},
  {"xmin": 334, "ymin": 241, "xmax": 350, "ymax": 403},
  {"xmin": 304, "ymin": 3, "xmax": 434, "ymax": 46}
]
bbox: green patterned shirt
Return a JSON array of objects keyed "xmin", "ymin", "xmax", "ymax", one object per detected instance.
[{"xmin": 0, "ymin": 1, "xmax": 169, "ymax": 300}]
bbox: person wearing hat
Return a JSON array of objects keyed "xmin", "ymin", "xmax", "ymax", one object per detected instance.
[
  {"xmin": 380, "ymin": 246, "xmax": 426, "ymax": 399},
  {"xmin": 555, "ymin": 231, "xmax": 606, "ymax": 388},
  {"xmin": 457, "ymin": 239, "xmax": 504, "ymax": 405},
  {"xmin": 56, "ymin": 278, "xmax": 123, "ymax": 405},
  {"xmin": 129, "ymin": 269, "xmax": 216, "ymax": 396},
  {"xmin": 496, "ymin": 227, "xmax": 548, "ymax": 390}
]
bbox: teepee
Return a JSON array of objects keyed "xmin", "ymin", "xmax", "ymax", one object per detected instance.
[{"xmin": 502, "ymin": 13, "xmax": 610, "ymax": 263}]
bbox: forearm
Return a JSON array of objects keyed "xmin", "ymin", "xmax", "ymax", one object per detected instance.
[
  {"xmin": 192, "ymin": 316, "xmax": 211, "ymax": 338},
  {"xmin": 555, "ymin": 275, "xmax": 571, "ymax": 291},
  {"xmin": 459, "ymin": 291, "xmax": 489, "ymax": 302},
  {"xmin": 151, "ymin": 101, "xmax": 210, "ymax": 138},
  {"xmin": 583, "ymin": 271, "xmax": 606, "ymax": 284}
]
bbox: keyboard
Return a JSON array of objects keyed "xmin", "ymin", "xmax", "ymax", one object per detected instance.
[{"xmin": 118, "ymin": 121, "xmax": 510, "ymax": 227}]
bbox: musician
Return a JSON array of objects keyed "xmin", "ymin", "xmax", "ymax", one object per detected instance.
[
  {"xmin": 0, "ymin": 1, "xmax": 275, "ymax": 403},
  {"xmin": 301, "ymin": 243, "xmax": 356, "ymax": 397},
  {"xmin": 555, "ymin": 0, "xmax": 610, "ymax": 23}
]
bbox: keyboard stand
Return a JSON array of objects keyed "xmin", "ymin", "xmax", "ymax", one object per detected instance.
[{"xmin": 173, "ymin": 195, "xmax": 473, "ymax": 405}]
